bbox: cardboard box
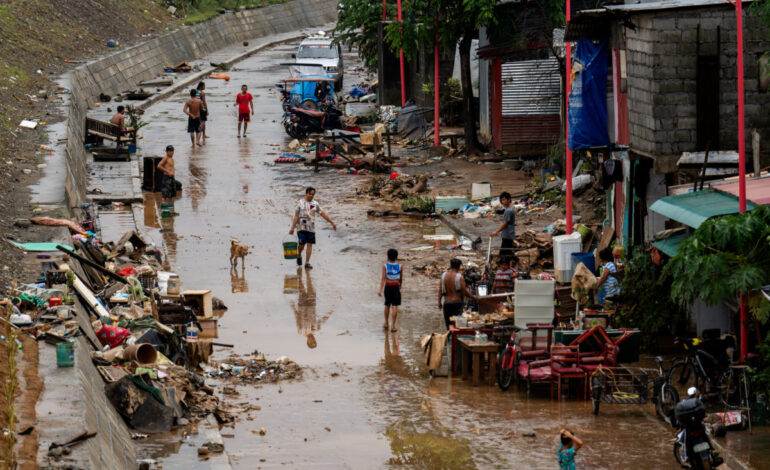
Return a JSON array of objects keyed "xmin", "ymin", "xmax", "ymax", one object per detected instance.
[
  {"xmin": 360, "ymin": 132, "xmax": 381, "ymax": 146},
  {"xmin": 183, "ymin": 290, "xmax": 212, "ymax": 318}
]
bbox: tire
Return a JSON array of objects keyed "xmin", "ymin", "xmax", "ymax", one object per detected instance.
[
  {"xmin": 335, "ymin": 78, "xmax": 343, "ymax": 93},
  {"xmin": 591, "ymin": 376, "xmax": 603, "ymax": 415},
  {"xmin": 673, "ymin": 442, "xmax": 688, "ymax": 468},
  {"xmin": 668, "ymin": 361, "xmax": 701, "ymax": 399},
  {"xmin": 497, "ymin": 347, "xmax": 516, "ymax": 391},
  {"xmin": 656, "ymin": 383, "xmax": 680, "ymax": 424}
]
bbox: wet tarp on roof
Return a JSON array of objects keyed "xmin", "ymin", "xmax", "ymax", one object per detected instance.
[
  {"xmin": 651, "ymin": 233, "xmax": 689, "ymax": 257},
  {"xmin": 649, "ymin": 189, "xmax": 758, "ymax": 228},
  {"xmin": 716, "ymin": 177, "xmax": 770, "ymax": 205}
]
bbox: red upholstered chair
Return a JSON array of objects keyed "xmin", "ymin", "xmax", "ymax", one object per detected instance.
[
  {"xmin": 550, "ymin": 344, "xmax": 587, "ymax": 400},
  {"xmin": 517, "ymin": 358, "xmax": 551, "ymax": 397},
  {"xmin": 580, "ymin": 342, "xmax": 620, "ymax": 373}
]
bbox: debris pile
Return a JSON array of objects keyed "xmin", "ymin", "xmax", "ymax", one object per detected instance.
[
  {"xmin": 208, "ymin": 354, "xmax": 302, "ymax": 384},
  {"xmin": 359, "ymin": 173, "xmax": 429, "ymax": 200}
]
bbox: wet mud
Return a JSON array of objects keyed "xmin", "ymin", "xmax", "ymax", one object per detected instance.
[{"xmin": 135, "ymin": 43, "xmax": 678, "ymax": 468}]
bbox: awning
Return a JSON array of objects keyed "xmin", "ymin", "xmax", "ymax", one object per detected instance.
[
  {"xmin": 716, "ymin": 177, "xmax": 770, "ymax": 205},
  {"xmin": 649, "ymin": 189, "xmax": 758, "ymax": 229},
  {"xmin": 652, "ymin": 233, "xmax": 689, "ymax": 257}
]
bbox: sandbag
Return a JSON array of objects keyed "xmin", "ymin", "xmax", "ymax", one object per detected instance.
[
  {"xmin": 420, "ymin": 332, "xmax": 449, "ymax": 372},
  {"xmin": 571, "ymin": 262, "xmax": 597, "ymax": 303}
]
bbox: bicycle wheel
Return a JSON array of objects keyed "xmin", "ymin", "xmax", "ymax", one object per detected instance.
[
  {"xmin": 497, "ymin": 347, "xmax": 516, "ymax": 391},
  {"xmin": 668, "ymin": 361, "xmax": 701, "ymax": 399},
  {"xmin": 655, "ymin": 383, "xmax": 679, "ymax": 423}
]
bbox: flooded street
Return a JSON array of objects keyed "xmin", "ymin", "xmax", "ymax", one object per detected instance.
[{"xmin": 135, "ymin": 42, "xmax": 677, "ymax": 468}]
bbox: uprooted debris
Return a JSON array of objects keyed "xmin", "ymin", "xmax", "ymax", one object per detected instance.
[
  {"xmin": 358, "ymin": 173, "xmax": 429, "ymax": 200},
  {"xmin": 207, "ymin": 353, "xmax": 302, "ymax": 384}
]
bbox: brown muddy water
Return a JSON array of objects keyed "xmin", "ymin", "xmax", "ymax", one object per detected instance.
[{"xmin": 132, "ymin": 43, "xmax": 678, "ymax": 468}]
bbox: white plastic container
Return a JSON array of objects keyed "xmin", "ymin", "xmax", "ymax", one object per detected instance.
[
  {"xmin": 513, "ymin": 279, "xmax": 555, "ymax": 329},
  {"xmin": 553, "ymin": 232, "xmax": 582, "ymax": 283},
  {"xmin": 471, "ymin": 183, "xmax": 491, "ymax": 201}
]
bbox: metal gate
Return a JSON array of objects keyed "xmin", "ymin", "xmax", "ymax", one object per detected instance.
[{"xmin": 500, "ymin": 57, "xmax": 561, "ymax": 147}]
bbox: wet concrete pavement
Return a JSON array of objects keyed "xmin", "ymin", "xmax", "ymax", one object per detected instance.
[{"xmin": 134, "ymin": 42, "xmax": 680, "ymax": 468}]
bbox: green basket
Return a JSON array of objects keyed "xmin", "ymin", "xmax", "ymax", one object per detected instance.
[{"xmin": 283, "ymin": 241, "xmax": 298, "ymax": 260}]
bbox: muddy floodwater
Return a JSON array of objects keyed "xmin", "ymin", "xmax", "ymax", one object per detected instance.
[{"xmin": 133, "ymin": 43, "xmax": 678, "ymax": 468}]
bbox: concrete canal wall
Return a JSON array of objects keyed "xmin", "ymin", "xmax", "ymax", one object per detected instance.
[{"xmin": 64, "ymin": 0, "xmax": 338, "ymax": 208}]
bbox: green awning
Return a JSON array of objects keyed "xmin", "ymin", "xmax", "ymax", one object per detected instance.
[
  {"xmin": 652, "ymin": 233, "xmax": 689, "ymax": 257},
  {"xmin": 649, "ymin": 189, "xmax": 757, "ymax": 229}
]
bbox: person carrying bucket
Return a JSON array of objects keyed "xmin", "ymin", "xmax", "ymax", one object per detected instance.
[{"xmin": 289, "ymin": 187, "xmax": 336, "ymax": 270}]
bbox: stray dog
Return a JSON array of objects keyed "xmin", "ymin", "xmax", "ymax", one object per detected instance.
[{"xmin": 230, "ymin": 239, "xmax": 249, "ymax": 267}]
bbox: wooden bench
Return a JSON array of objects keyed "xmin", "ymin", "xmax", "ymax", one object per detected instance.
[
  {"xmin": 458, "ymin": 337, "xmax": 499, "ymax": 386},
  {"xmin": 439, "ymin": 131, "xmax": 463, "ymax": 149},
  {"xmin": 85, "ymin": 117, "xmax": 136, "ymax": 149}
]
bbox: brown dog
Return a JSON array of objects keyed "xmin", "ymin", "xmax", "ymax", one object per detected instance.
[{"xmin": 230, "ymin": 239, "xmax": 249, "ymax": 267}]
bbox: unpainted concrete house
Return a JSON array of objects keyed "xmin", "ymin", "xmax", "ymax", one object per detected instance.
[{"xmin": 568, "ymin": 0, "xmax": 770, "ymax": 246}]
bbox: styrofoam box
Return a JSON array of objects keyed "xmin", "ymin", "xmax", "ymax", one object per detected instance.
[{"xmin": 514, "ymin": 279, "xmax": 555, "ymax": 329}]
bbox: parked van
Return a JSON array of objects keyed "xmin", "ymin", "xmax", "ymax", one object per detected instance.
[{"xmin": 294, "ymin": 32, "xmax": 344, "ymax": 91}]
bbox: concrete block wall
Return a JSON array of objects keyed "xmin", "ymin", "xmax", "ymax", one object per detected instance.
[
  {"xmin": 65, "ymin": 0, "xmax": 338, "ymax": 207},
  {"xmin": 625, "ymin": 6, "xmax": 770, "ymax": 158}
]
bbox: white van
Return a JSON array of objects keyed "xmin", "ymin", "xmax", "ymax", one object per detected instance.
[{"xmin": 294, "ymin": 32, "xmax": 344, "ymax": 91}]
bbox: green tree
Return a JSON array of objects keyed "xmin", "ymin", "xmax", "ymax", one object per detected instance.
[
  {"xmin": 334, "ymin": 0, "xmax": 393, "ymax": 68},
  {"xmin": 666, "ymin": 205, "xmax": 770, "ymax": 323},
  {"xmin": 383, "ymin": 0, "xmax": 496, "ymax": 154}
]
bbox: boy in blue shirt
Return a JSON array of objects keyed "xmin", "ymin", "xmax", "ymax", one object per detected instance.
[
  {"xmin": 558, "ymin": 429, "xmax": 583, "ymax": 470},
  {"xmin": 378, "ymin": 249, "xmax": 402, "ymax": 332}
]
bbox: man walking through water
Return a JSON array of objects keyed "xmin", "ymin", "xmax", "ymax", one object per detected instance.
[
  {"xmin": 235, "ymin": 84, "xmax": 254, "ymax": 137},
  {"xmin": 157, "ymin": 145, "xmax": 179, "ymax": 205},
  {"xmin": 183, "ymin": 89, "xmax": 203, "ymax": 147},
  {"xmin": 289, "ymin": 187, "xmax": 336, "ymax": 269}
]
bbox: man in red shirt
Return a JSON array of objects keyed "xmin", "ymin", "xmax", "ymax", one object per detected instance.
[{"xmin": 234, "ymin": 84, "xmax": 254, "ymax": 138}]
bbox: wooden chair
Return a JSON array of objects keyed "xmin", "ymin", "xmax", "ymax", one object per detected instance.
[
  {"xmin": 516, "ymin": 323, "xmax": 554, "ymax": 396},
  {"xmin": 579, "ymin": 342, "xmax": 620, "ymax": 374},
  {"xmin": 550, "ymin": 344, "xmax": 587, "ymax": 400}
]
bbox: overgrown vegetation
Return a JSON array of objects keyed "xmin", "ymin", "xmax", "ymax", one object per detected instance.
[
  {"xmin": 1, "ymin": 296, "xmax": 18, "ymax": 470},
  {"xmin": 170, "ymin": 0, "xmax": 292, "ymax": 25},
  {"xmin": 667, "ymin": 205, "xmax": 770, "ymax": 323},
  {"xmin": 334, "ymin": 0, "xmax": 391, "ymax": 68},
  {"xmin": 616, "ymin": 247, "xmax": 684, "ymax": 350}
]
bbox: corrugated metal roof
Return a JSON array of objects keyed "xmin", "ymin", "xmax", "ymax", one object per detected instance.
[
  {"xmin": 501, "ymin": 58, "xmax": 560, "ymax": 116},
  {"xmin": 652, "ymin": 233, "xmax": 689, "ymax": 257},
  {"xmin": 603, "ymin": 0, "xmax": 748, "ymax": 13},
  {"xmin": 716, "ymin": 177, "xmax": 770, "ymax": 205},
  {"xmin": 649, "ymin": 189, "xmax": 758, "ymax": 228}
]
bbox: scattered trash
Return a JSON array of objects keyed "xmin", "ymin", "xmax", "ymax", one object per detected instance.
[{"xmin": 19, "ymin": 120, "xmax": 38, "ymax": 129}]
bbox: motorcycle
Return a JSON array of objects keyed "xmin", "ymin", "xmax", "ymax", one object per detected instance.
[
  {"xmin": 672, "ymin": 387, "xmax": 724, "ymax": 470},
  {"xmin": 282, "ymin": 102, "xmax": 343, "ymax": 140}
]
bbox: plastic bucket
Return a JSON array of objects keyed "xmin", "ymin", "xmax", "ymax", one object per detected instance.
[
  {"xmin": 56, "ymin": 342, "xmax": 74, "ymax": 367},
  {"xmin": 571, "ymin": 252, "xmax": 596, "ymax": 274},
  {"xmin": 123, "ymin": 343, "xmax": 157, "ymax": 365},
  {"xmin": 283, "ymin": 241, "xmax": 298, "ymax": 260}
]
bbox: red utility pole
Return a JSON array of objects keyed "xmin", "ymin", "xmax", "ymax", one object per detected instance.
[
  {"xmin": 735, "ymin": 0, "xmax": 748, "ymax": 362},
  {"xmin": 397, "ymin": 0, "xmax": 406, "ymax": 107},
  {"xmin": 565, "ymin": 0, "xmax": 573, "ymax": 235},
  {"xmin": 434, "ymin": 29, "xmax": 440, "ymax": 146},
  {"xmin": 382, "ymin": 0, "xmax": 387, "ymax": 21}
]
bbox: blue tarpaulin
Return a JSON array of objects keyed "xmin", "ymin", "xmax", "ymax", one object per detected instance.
[{"xmin": 568, "ymin": 37, "xmax": 610, "ymax": 150}]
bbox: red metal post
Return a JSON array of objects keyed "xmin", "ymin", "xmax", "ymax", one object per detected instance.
[
  {"xmin": 397, "ymin": 0, "xmax": 406, "ymax": 107},
  {"xmin": 736, "ymin": 0, "xmax": 748, "ymax": 362},
  {"xmin": 565, "ymin": 0, "xmax": 573, "ymax": 235},
  {"xmin": 434, "ymin": 32, "xmax": 440, "ymax": 147},
  {"xmin": 382, "ymin": 0, "xmax": 387, "ymax": 21}
]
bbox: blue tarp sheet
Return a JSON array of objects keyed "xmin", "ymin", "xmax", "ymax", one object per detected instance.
[{"xmin": 568, "ymin": 37, "xmax": 610, "ymax": 150}]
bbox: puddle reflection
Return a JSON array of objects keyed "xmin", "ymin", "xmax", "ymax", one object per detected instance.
[
  {"xmin": 187, "ymin": 156, "xmax": 207, "ymax": 212},
  {"xmin": 229, "ymin": 264, "xmax": 248, "ymax": 293},
  {"xmin": 287, "ymin": 269, "xmax": 332, "ymax": 349}
]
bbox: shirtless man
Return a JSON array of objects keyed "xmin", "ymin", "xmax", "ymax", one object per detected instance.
[
  {"xmin": 109, "ymin": 106, "xmax": 134, "ymax": 134},
  {"xmin": 183, "ymin": 89, "xmax": 203, "ymax": 147},
  {"xmin": 196, "ymin": 82, "xmax": 210, "ymax": 139},
  {"xmin": 157, "ymin": 145, "xmax": 177, "ymax": 204},
  {"xmin": 438, "ymin": 258, "xmax": 477, "ymax": 329}
]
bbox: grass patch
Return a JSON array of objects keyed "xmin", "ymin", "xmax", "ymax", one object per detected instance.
[{"xmin": 176, "ymin": 0, "xmax": 292, "ymax": 25}]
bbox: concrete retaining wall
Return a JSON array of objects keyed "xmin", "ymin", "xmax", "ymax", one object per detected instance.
[{"xmin": 64, "ymin": 0, "xmax": 338, "ymax": 208}]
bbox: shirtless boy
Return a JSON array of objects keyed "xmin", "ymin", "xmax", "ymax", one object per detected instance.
[
  {"xmin": 183, "ymin": 89, "xmax": 203, "ymax": 147},
  {"xmin": 157, "ymin": 145, "xmax": 177, "ymax": 204}
]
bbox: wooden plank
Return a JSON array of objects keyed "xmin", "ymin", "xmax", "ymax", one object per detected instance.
[
  {"xmin": 87, "ymin": 130, "xmax": 119, "ymax": 141},
  {"xmin": 57, "ymin": 262, "xmax": 111, "ymax": 318}
]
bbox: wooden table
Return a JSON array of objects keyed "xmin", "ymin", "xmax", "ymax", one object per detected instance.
[
  {"xmin": 448, "ymin": 326, "xmax": 493, "ymax": 375},
  {"xmin": 457, "ymin": 337, "xmax": 499, "ymax": 386}
]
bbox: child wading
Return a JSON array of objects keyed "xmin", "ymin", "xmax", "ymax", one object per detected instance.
[
  {"xmin": 379, "ymin": 249, "xmax": 402, "ymax": 332},
  {"xmin": 558, "ymin": 429, "xmax": 583, "ymax": 470}
]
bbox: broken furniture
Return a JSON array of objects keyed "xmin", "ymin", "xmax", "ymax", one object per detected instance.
[
  {"xmin": 550, "ymin": 344, "xmax": 587, "ymax": 400},
  {"xmin": 448, "ymin": 325, "xmax": 493, "ymax": 375},
  {"xmin": 457, "ymin": 337, "xmax": 498, "ymax": 386},
  {"xmin": 515, "ymin": 323, "xmax": 555, "ymax": 396},
  {"xmin": 85, "ymin": 116, "xmax": 137, "ymax": 154}
]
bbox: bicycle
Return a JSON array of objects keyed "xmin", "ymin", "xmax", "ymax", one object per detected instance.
[
  {"xmin": 667, "ymin": 335, "xmax": 733, "ymax": 404},
  {"xmin": 495, "ymin": 325, "xmax": 523, "ymax": 391}
]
